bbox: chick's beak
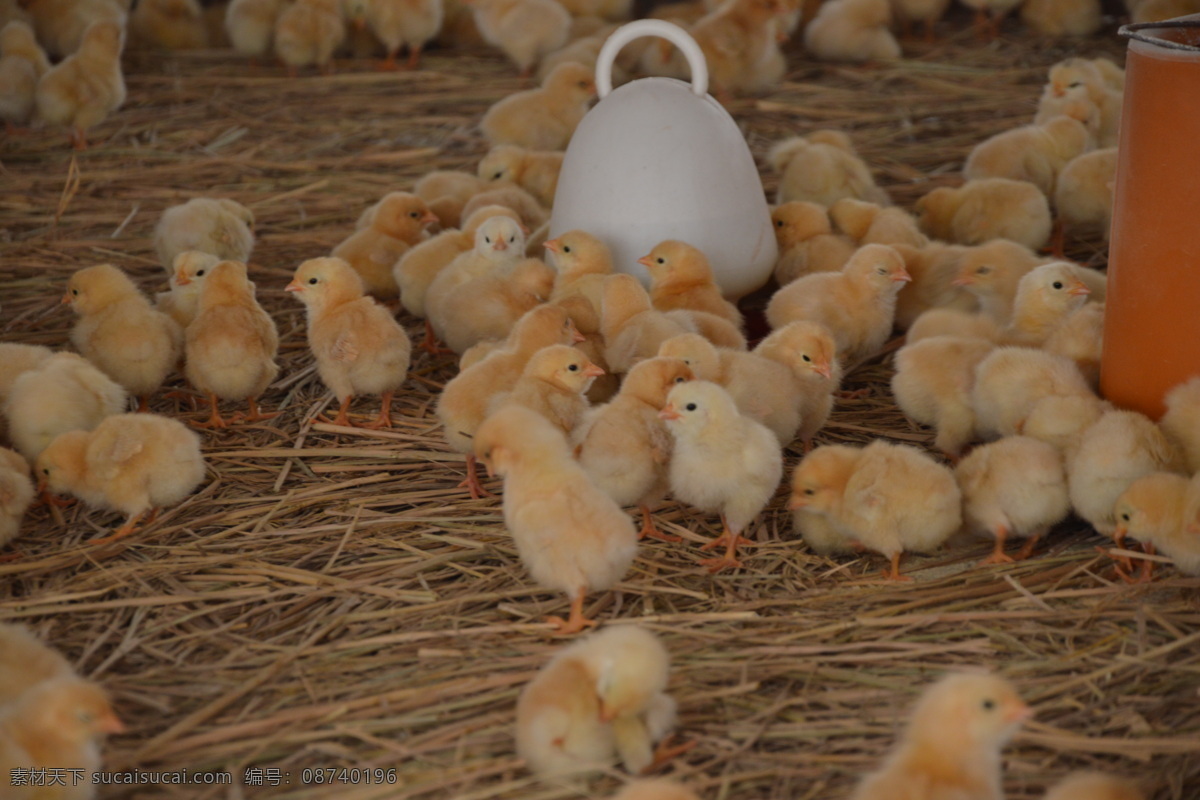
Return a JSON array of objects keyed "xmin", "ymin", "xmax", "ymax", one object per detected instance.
[
  {"xmin": 1052, "ymin": 86, "xmax": 1065, "ymax": 98},
  {"xmin": 60, "ymin": 292, "xmax": 72, "ymax": 305},
  {"xmin": 420, "ymin": 211, "xmax": 439, "ymax": 225},
  {"xmin": 493, "ymin": 241, "xmax": 508, "ymax": 251},
  {"xmin": 659, "ymin": 403, "xmax": 681, "ymax": 421},
  {"xmin": 951, "ymin": 274, "xmax": 974, "ymax": 287},
  {"xmin": 1113, "ymin": 524, "xmax": 1128, "ymax": 540},
  {"xmin": 543, "ymin": 239, "xmax": 562, "ymax": 253},
  {"xmin": 99, "ymin": 713, "xmax": 126, "ymax": 735},
  {"xmin": 597, "ymin": 701, "xmax": 616, "ymax": 723},
  {"xmin": 569, "ymin": 323, "xmax": 586, "ymax": 344},
  {"xmin": 787, "ymin": 494, "xmax": 808, "ymax": 510},
  {"xmin": 174, "ymin": 271, "xmax": 190, "ymax": 286},
  {"xmin": 892, "ymin": 269, "xmax": 913, "ymax": 283},
  {"xmin": 582, "ymin": 364, "xmax": 605, "ymax": 378},
  {"xmin": 1004, "ymin": 701, "xmax": 1034, "ymax": 725},
  {"xmin": 814, "ymin": 361, "xmax": 832, "ymax": 379},
  {"xmin": 1068, "ymin": 280, "xmax": 1091, "ymax": 297},
  {"xmin": 636, "ymin": 255, "xmax": 655, "ymax": 268}
]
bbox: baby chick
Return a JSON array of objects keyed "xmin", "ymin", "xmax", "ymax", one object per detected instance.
[
  {"xmin": 0, "ymin": 623, "xmax": 75, "ymax": 705},
  {"xmin": 601, "ymin": 274, "xmax": 696, "ymax": 375},
  {"xmin": 888, "ymin": 0, "xmax": 949, "ymax": 41},
  {"xmin": 478, "ymin": 144, "xmax": 563, "ymax": 208},
  {"xmin": 65, "ymin": 264, "xmax": 183, "ymax": 411},
  {"xmin": 0, "ymin": 343, "xmax": 52, "ymax": 409},
  {"xmin": 1111, "ymin": 472, "xmax": 1192, "ymax": 580},
  {"xmin": 516, "ymin": 626, "xmax": 677, "ymax": 775},
  {"xmin": 771, "ymin": 201, "xmax": 857, "ymax": 286},
  {"xmin": 490, "ymin": 344, "xmax": 602, "ymax": 434},
  {"xmin": 0, "ymin": 21, "xmax": 50, "ymax": 131},
  {"xmin": 661, "ymin": 380, "xmax": 783, "ymax": 572},
  {"xmin": 892, "ymin": 335, "xmax": 995, "ymax": 459},
  {"xmin": 460, "ymin": 182, "xmax": 549, "ymax": 232},
  {"xmin": 4, "ymin": 352, "xmax": 128, "ymax": 462},
  {"xmin": 183, "ymin": 261, "xmax": 280, "ymax": 428},
  {"xmin": 830, "ymin": 198, "xmax": 926, "ymax": 249},
  {"xmin": 803, "ymin": 0, "xmax": 900, "ymax": 63},
  {"xmin": 471, "ymin": 0, "xmax": 571, "ymax": 77},
  {"xmin": 971, "ymin": 347, "xmax": 1094, "ymax": 441},
  {"xmin": 274, "ymin": 0, "xmax": 346, "ymax": 74},
  {"xmin": 412, "ymin": 169, "xmax": 487, "ymax": 229},
  {"xmin": 964, "ymin": 114, "xmax": 1095, "ymax": 198},
  {"xmin": 639, "ymin": 241, "xmax": 743, "ymax": 329},
  {"xmin": 769, "ymin": 130, "xmax": 889, "ymax": 207},
  {"xmin": 1161, "ymin": 377, "xmax": 1200, "ymax": 473},
  {"xmin": 154, "ymin": 250, "xmax": 221, "ymax": 330},
  {"xmin": 1053, "ymin": 147, "xmax": 1117, "ymax": 255},
  {"xmin": 766, "ymin": 243, "xmax": 910, "ymax": 365},
  {"xmin": 332, "ymin": 192, "xmax": 436, "ymax": 300},
  {"xmin": 35, "ymin": 412, "xmax": 206, "ymax": 545},
  {"xmin": 951, "ymin": 238, "xmax": 1046, "ymax": 324},
  {"xmin": 26, "ymin": 0, "xmax": 126, "ymax": 58},
  {"xmin": 1019, "ymin": 0, "xmax": 1101, "ymax": 38},
  {"xmin": 956, "ymin": 436, "xmax": 1070, "ymax": 565},
  {"xmin": 1020, "ymin": 393, "xmax": 1110, "ymax": 462},
  {"xmin": 1132, "ymin": 0, "xmax": 1200, "ymax": 22},
  {"xmin": 130, "ymin": 0, "xmax": 209, "ymax": 50},
  {"xmin": 154, "ymin": 197, "xmax": 256, "ymax": 271},
  {"xmin": 754, "ymin": 320, "xmax": 842, "ymax": 450},
  {"xmin": 1004, "ymin": 262, "xmax": 1091, "ymax": 348},
  {"xmin": 34, "ymin": 20, "xmax": 125, "ymax": 149},
  {"xmin": 226, "ymin": 0, "xmax": 291, "ymax": 61},
  {"xmin": 1043, "ymin": 772, "xmax": 1144, "ymax": 800},
  {"xmin": 915, "ymin": 179, "xmax": 1052, "ymax": 251},
  {"xmin": 687, "ymin": 0, "xmax": 787, "ymax": 97},
  {"xmin": 0, "ymin": 447, "xmax": 33, "ymax": 551},
  {"xmin": 1037, "ymin": 57, "xmax": 1122, "ymax": 148},
  {"xmin": 475, "ymin": 406, "xmax": 637, "ymax": 634},
  {"xmin": 959, "ymin": 0, "xmax": 1022, "ymax": 38},
  {"xmin": 790, "ymin": 441, "xmax": 961, "ymax": 580},
  {"xmin": 1042, "ymin": 301, "xmax": 1104, "ymax": 389},
  {"xmin": 480, "ymin": 62, "xmax": 594, "ymax": 150},
  {"xmin": 850, "ymin": 672, "xmax": 1031, "ymax": 800},
  {"xmin": 890, "ymin": 242, "xmax": 974, "ymax": 330},
  {"xmin": 364, "ymin": 0, "xmax": 444, "ymax": 69}
]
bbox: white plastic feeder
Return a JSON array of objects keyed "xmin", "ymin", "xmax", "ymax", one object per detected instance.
[{"xmin": 548, "ymin": 20, "xmax": 777, "ymax": 300}]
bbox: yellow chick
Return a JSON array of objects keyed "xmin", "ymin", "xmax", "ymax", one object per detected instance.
[
  {"xmin": 0, "ymin": 623, "xmax": 76, "ymax": 706},
  {"xmin": 412, "ymin": 169, "xmax": 487, "ymax": 229},
  {"xmin": 154, "ymin": 250, "xmax": 221, "ymax": 330},
  {"xmin": 769, "ymin": 130, "xmax": 890, "ymax": 207},
  {"xmin": 460, "ymin": 182, "xmax": 549, "ymax": 231},
  {"xmin": 470, "ymin": 0, "xmax": 570, "ymax": 77},
  {"xmin": 890, "ymin": 242, "xmax": 974, "ymax": 330},
  {"xmin": 274, "ymin": 0, "xmax": 345, "ymax": 74},
  {"xmin": 0, "ymin": 20, "xmax": 50, "ymax": 131},
  {"xmin": 26, "ymin": 0, "xmax": 125, "ymax": 58},
  {"xmin": 956, "ymin": 435, "xmax": 1069, "ymax": 565},
  {"xmin": 287, "ymin": 257, "xmax": 410, "ymax": 428},
  {"xmin": 1161, "ymin": 377, "xmax": 1200, "ymax": 474},
  {"xmin": 0, "ymin": 446, "xmax": 33, "ymax": 551},
  {"xmin": 1036, "ymin": 57, "xmax": 1122, "ymax": 148},
  {"xmin": 771, "ymin": 201, "xmax": 857, "ymax": 286},
  {"xmin": 1043, "ymin": 772, "xmax": 1145, "ymax": 800},
  {"xmin": 1019, "ymin": 0, "xmax": 1101, "ymax": 37},
  {"xmin": 475, "ymin": 406, "xmax": 637, "ymax": 634},
  {"xmin": 791, "ymin": 487, "xmax": 858, "ymax": 555},
  {"xmin": 958, "ymin": 0, "xmax": 1022, "ymax": 38},
  {"xmin": 971, "ymin": 347, "xmax": 1094, "ymax": 441},
  {"xmin": 536, "ymin": 33, "xmax": 633, "ymax": 87},
  {"xmin": 660, "ymin": 380, "xmax": 783, "ymax": 572},
  {"xmin": 154, "ymin": 197, "xmax": 255, "ymax": 271},
  {"xmin": 1111, "ymin": 472, "xmax": 1193, "ymax": 580},
  {"xmin": 4, "ymin": 352, "xmax": 128, "ymax": 462},
  {"xmin": 1132, "ymin": 0, "xmax": 1200, "ymax": 22},
  {"xmin": 363, "ymin": 0, "xmax": 443, "ymax": 69},
  {"xmin": 916, "ymin": 179, "xmax": 1052, "ymax": 252},
  {"xmin": 1053, "ymin": 147, "xmax": 1117, "ymax": 255},
  {"xmin": 490, "ymin": 344, "xmax": 602, "ymax": 434},
  {"xmin": 951, "ymin": 238, "xmax": 1046, "ymax": 324},
  {"xmin": 892, "ymin": 335, "xmax": 995, "ymax": 459},
  {"xmin": 1019, "ymin": 393, "xmax": 1110, "ymax": 461},
  {"xmin": 34, "ymin": 20, "xmax": 125, "ymax": 149},
  {"xmin": 35, "ymin": 412, "xmax": 206, "ymax": 544},
  {"xmin": 516, "ymin": 626, "xmax": 676, "ymax": 776},
  {"xmin": 440, "ymin": 257, "xmax": 556, "ymax": 354},
  {"xmin": 183, "ymin": 261, "xmax": 280, "ymax": 429},
  {"xmin": 130, "ymin": 0, "xmax": 209, "ymax": 50},
  {"xmin": 686, "ymin": 0, "xmax": 786, "ymax": 97},
  {"xmin": 850, "ymin": 672, "xmax": 1031, "ymax": 800},
  {"xmin": 830, "ymin": 198, "xmax": 927, "ymax": 249},
  {"xmin": 478, "ymin": 144, "xmax": 563, "ymax": 208},
  {"xmin": 65, "ymin": 264, "xmax": 183, "ymax": 411},
  {"xmin": 639, "ymin": 240, "xmax": 743, "ymax": 329},
  {"xmin": 1004, "ymin": 261, "xmax": 1091, "ymax": 347},
  {"xmin": 545, "ymin": 230, "xmax": 619, "ymax": 399},
  {"xmin": 610, "ymin": 779, "xmax": 701, "ymax": 800},
  {"xmin": 803, "ymin": 0, "xmax": 900, "ymax": 63},
  {"xmin": 0, "ymin": 343, "xmax": 52, "ymax": 407},
  {"xmin": 754, "ymin": 320, "xmax": 842, "ymax": 451},
  {"xmin": 1042, "ymin": 301, "xmax": 1103, "ymax": 389},
  {"xmin": 601, "ymin": 274, "xmax": 694, "ymax": 375},
  {"xmin": 789, "ymin": 440, "xmax": 961, "ymax": 580},
  {"xmin": 888, "ymin": 0, "xmax": 949, "ymax": 41},
  {"xmin": 225, "ymin": 0, "xmax": 292, "ymax": 61},
  {"xmin": 964, "ymin": 115, "xmax": 1093, "ymax": 198},
  {"xmin": 480, "ymin": 62, "xmax": 594, "ymax": 149},
  {"xmin": 438, "ymin": 304, "xmax": 579, "ymax": 498},
  {"xmin": 766, "ymin": 243, "xmax": 911, "ymax": 365},
  {"xmin": 332, "ymin": 192, "xmax": 436, "ymax": 300},
  {"xmin": 904, "ymin": 308, "xmax": 1001, "ymax": 346}
]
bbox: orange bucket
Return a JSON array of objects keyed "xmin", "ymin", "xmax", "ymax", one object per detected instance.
[{"xmin": 1101, "ymin": 15, "xmax": 1200, "ymax": 419}]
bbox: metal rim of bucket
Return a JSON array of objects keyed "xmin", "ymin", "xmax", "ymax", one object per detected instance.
[{"xmin": 1119, "ymin": 18, "xmax": 1200, "ymax": 52}]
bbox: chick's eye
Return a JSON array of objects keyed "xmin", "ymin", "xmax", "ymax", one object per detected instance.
[
  {"xmin": 1069, "ymin": 81, "xmax": 1082, "ymax": 88},
  {"xmin": 656, "ymin": 258, "xmax": 665, "ymax": 264},
  {"xmin": 410, "ymin": 211, "xmax": 420, "ymax": 219},
  {"xmin": 674, "ymin": 376, "xmax": 686, "ymax": 383},
  {"xmin": 685, "ymin": 402, "xmax": 697, "ymax": 411},
  {"xmin": 803, "ymin": 488, "xmax": 814, "ymax": 495},
  {"xmin": 308, "ymin": 277, "xmax": 318, "ymax": 285},
  {"xmin": 563, "ymin": 245, "xmax": 571, "ymax": 253},
  {"xmin": 1052, "ymin": 281, "xmax": 1064, "ymax": 290},
  {"xmin": 775, "ymin": 219, "xmax": 783, "ymax": 227},
  {"xmin": 196, "ymin": 270, "xmax": 205, "ymax": 277},
  {"xmin": 568, "ymin": 364, "xmax": 579, "ymax": 371},
  {"xmin": 1121, "ymin": 512, "xmax": 1130, "ymax": 521},
  {"xmin": 71, "ymin": 289, "xmax": 79, "ymax": 296},
  {"xmin": 509, "ymin": 235, "xmax": 516, "ymax": 243},
  {"xmin": 877, "ymin": 267, "xmax": 887, "ymax": 275},
  {"xmin": 982, "ymin": 699, "xmax": 996, "ymax": 711},
  {"xmin": 42, "ymin": 467, "xmax": 49, "ymax": 475},
  {"xmin": 802, "ymin": 354, "xmax": 811, "ymax": 362},
  {"xmin": 977, "ymin": 266, "xmax": 990, "ymax": 275},
  {"xmin": 484, "ymin": 236, "xmax": 491, "ymax": 244},
  {"xmin": 493, "ymin": 171, "xmax": 503, "ymax": 179}
]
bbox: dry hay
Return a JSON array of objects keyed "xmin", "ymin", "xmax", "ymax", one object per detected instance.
[{"xmin": 1, "ymin": 12, "xmax": 1197, "ymax": 800}]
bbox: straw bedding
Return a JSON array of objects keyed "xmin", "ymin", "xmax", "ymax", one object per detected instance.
[{"xmin": 1, "ymin": 12, "xmax": 1197, "ymax": 800}]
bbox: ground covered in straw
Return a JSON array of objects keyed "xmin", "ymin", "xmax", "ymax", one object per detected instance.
[{"xmin": 1, "ymin": 12, "xmax": 1198, "ymax": 800}]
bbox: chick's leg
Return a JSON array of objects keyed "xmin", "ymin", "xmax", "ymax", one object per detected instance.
[
  {"xmin": 192, "ymin": 393, "xmax": 232, "ymax": 429},
  {"xmin": 238, "ymin": 397, "xmax": 279, "ymax": 423},
  {"xmin": 641, "ymin": 734, "xmax": 698, "ymax": 775},
  {"xmin": 328, "ymin": 396, "xmax": 356, "ymax": 427},
  {"xmin": 406, "ymin": 46, "xmax": 422, "ymax": 69},
  {"xmin": 71, "ymin": 127, "xmax": 88, "ymax": 150},
  {"xmin": 136, "ymin": 395, "xmax": 151, "ymax": 413},
  {"xmin": 1012, "ymin": 532, "xmax": 1043, "ymax": 561},
  {"xmin": 978, "ymin": 524, "xmax": 1015, "ymax": 566},
  {"xmin": 545, "ymin": 588, "xmax": 597, "ymax": 636},
  {"xmin": 457, "ymin": 453, "xmax": 495, "ymax": 499},
  {"xmin": 377, "ymin": 50, "xmax": 399, "ymax": 71},
  {"xmin": 884, "ymin": 552, "xmax": 912, "ymax": 582},
  {"xmin": 698, "ymin": 516, "xmax": 752, "ymax": 573},
  {"xmin": 88, "ymin": 510, "xmax": 147, "ymax": 547},
  {"xmin": 419, "ymin": 320, "xmax": 453, "ymax": 356},
  {"xmin": 361, "ymin": 391, "xmax": 394, "ymax": 429},
  {"xmin": 638, "ymin": 506, "xmax": 680, "ymax": 543}
]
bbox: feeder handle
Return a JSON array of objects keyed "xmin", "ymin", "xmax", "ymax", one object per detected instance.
[{"xmin": 595, "ymin": 20, "xmax": 709, "ymax": 99}]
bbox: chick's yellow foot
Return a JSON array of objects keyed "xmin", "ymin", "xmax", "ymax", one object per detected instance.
[
  {"xmin": 883, "ymin": 553, "xmax": 912, "ymax": 582},
  {"xmin": 419, "ymin": 321, "xmax": 454, "ymax": 356},
  {"xmin": 641, "ymin": 734, "xmax": 698, "ymax": 775},
  {"xmin": 977, "ymin": 526, "xmax": 1013, "ymax": 566},
  {"xmin": 191, "ymin": 395, "xmax": 233, "ymax": 429},
  {"xmin": 360, "ymin": 392, "xmax": 395, "ymax": 430},
  {"xmin": 545, "ymin": 590, "xmax": 597, "ymax": 636},
  {"xmin": 1012, "ymin": 534, "xmax": 1042, "ymax": 561},
  {"xmin": 699, "ymin": 530, "xmax": 752, "ymax": 573},
  {"xmin": 375, "ymin": 54, "xmax": 399, "ymax": 71},
  {"xmin": 406, "ymin": 48, "xmax": 421, "ymax": 69},
  {"xmin": 638, "ymin": 507, "xmax": 680, "ymax": 543},
  {"xmin": 458, "ymin": 454, "xmax": 495, "ymax": 499},
  {"xmin": 235, "ymin": 399, "xmax": 279, "ymax": 424},
  {"xmin": 326, "ymin": 397, "xmax": 357, "ymax": 428},
  {"xmin": 87, "ymin": 512, "xmax": 146, "ymax": 548}
]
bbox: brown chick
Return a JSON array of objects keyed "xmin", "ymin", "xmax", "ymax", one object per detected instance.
[
  {"xmin": 438, "ymin": 304, "xmax": 580, "ymax": 498},
  {"xmin": 1043, "ymin": 772, "xmax": 1145, "ymax": 800},
  {"xmin": 35, "ymin": 412, "xmax": 206, "ymax": 544},
  {"xmin": 754, "ymin": 320, "xmax": 842, "ymax": 451},
  {"xmin": 183, "ymin": 261, "xmax": 280, "ymax": 428},
  {"xmin": 412, "ymin": 169, "xmax": 487, "ymax": 229},
  {"xmin": 890, "ymin": 242, "xmax": 974, "ymax": 330},
  {"xmin": 766, "ymin": 243, "xmax": 911, "ymax": 365},
  {"xmin": 478, "ymin": 144, "xmax": 563, "ymax": 208},
  {"xmin": 1003, "ymin": 261, "xmax": 1091, "ymax": 348},
  {"xmin": 363, "ymin": 0, "xmax": 443, "ymax": 70},
  {"xmin": 475, "ymin": 406, "xmax": 637, "ymax": 634},
  {"xmin": 490, "ymin": 344, "xmax": 603, "ymax": 434},
  {"xmin": 803, "ymin": 0, "xmax": 900, "ymax": 63},
  {"xmin": 0, "ymin": 623, "xmax": 74, "ymax": 706},
  {"xmin": 1053, "ymin": 147, "xmax": 1117, "ymax": 255},
  {"xmin": 155, "ymin": 250, "xmax": 221, "ymax": 330},
  {"xmin": 0, "ymin": 446, "xmax": 33, "ymax": 552},
  {"xmin": 971, "ymin": 347, "xmax": 1095, "ymax": 441},
  {"xmin": 1110, "ymin": 472, "xmax": 1193, "ymax": 581},
  {"xmin": 610, "ymin": 779, "xmax": 701, "ymax": 800},
  {"xmin": 516, "ymin": 626, "xmax": 677, "ymax": 775},
  {"xmin": 769, "ymin": 130, "xmax": 890, "ymax": 207},
  {"xmin": 916, "ymin": 179, "xmax": 1052, "ymax": 252},
  {"xmin": 154, "ymin": 197, "xmax": 256, "ymax": 271},
  {"xmin": 274, "ymin": 0, "xmax": 345, "ymax": 74},
  {"xmin": 1161, "ymin": 377, "xmax": 1200, "ymax": 474},
  {"xmin": 771, "ymin": 201, "xmax": 857, "ymax": 286},
  {"xmin": 470, "ymin": 0, "xmax": 570, "ymax": 77},
  {"xmin": 951, "ymin": 238, "xmax": 1046, "ymax": 323},
  {"xmin": 130, "ymin": 0, "xmax": 208, "ymax": 50},
  {"xmin": 892, "ymin": 335, "xmax": 995, "ymax": 459},
  {"xmin": 480, "ymin": 62, "xmax": 594, "ymax": 150},
  {"xmin": 226, "ymin": 0, "xmax": 292, "ymax": 61},
  {"xmin": 601, "ymin": 274, "xmax": 695, "ymax": 375},
  {"xmin": 687, "ymin": 0, "xmax": 787, "ymax": 96},
  {"xmin": 26, "ymin": 0, "xmax": 125, "ymax": 59},
  {"xmin": 0, "ymin": 20, "xmax": 50, "ymax": 131},
  {"xmin": 333, "ymin": 192, "xmax": 437, "ymax": 300},
  {"xmin": 849, "ymin": 672, "xmax": 1031, "ymax": 800},
  {"xmin": 639, "ymin": 241, "xmax": 743, "ymax": 329},
  {"xmin": 34, "ymin": 20, "xmax": 125, "ymax": 149},
  {"xmin": 830, "ymin": 198, "xmax": 927, "ymax": 249},
  {"xmin": 65, "ymin": 264, "xmax": 183, "ymax": 411},
  {"xmin": 964, "ymin": 114, "xmax": 1093, "ymax": 197}
]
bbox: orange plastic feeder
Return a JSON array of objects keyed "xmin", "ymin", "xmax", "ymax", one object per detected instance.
[{"xmin": 1101, "ymin": 15, "xmax": 1200, "ymax": 419}]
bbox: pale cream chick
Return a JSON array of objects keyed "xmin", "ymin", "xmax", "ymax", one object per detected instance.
[
  {"xmin": 574, "ymin": 356, "xmax": 694, "ymax": 543},
  {"xmin": 444, "ymin": 257, "xmax": 556, "ymax": 354},
  {"xmin": 274, "ymin": 0, "xmax": 345, "ymax": 73},
  {"xmin": 459, "ymin": 182, "xmax": 549, "ymax": 231},
  {"xmin": 516, "ymin": 626, "xmax": 676, "ymax": 776},
  {"xmin": 771, "ymin": 201, "xmax": 857, "ymax": 286},
  {"xmin": 226, "ymin": 0, "xmax": 292, "ymax": 60},
  {"xmin": 890, "ymin": 242, "xmax": 974, "ymax": 330},
  {"xmin": 545, "ymin": 230, "xmax": 619, "ymax": 401},
  {"xmin": 1043, "ymin": 772, "xmax": 1145, "ymax": 800},
  {"xmin": 287, "ymin": 257, "xmax": 411, "ymax": 429},
  {"xmin": 915, "ymin": 179, "xmax": 1052, "ymax": 251},
  {"xmin": 964, "ymin": 114, "xmax": 1093, "ymax": 197},
  {"xmin": 332, "ymin": 192, "xmax": 436, "ymax": 300},
  {"xmin": 154, "ymin": 251, "xmax": 221, "ymax": 330},
  {"xmin": 766, "ymin": 243, "xmax": 911, "ymax": 365},
  {"xmin": 601, "ymin": 274, "xmax": 695, "ymax": 375},
  {"xmin": 183, "ymin": 261, "xmax": 280, "ymax": 428},
  {"xmin": 438, "ymin": 305, "xmax": 579, "ymax": 498},
  {"xmin": 65, "ymin": 264, "xmax": 183, "ymax": 410},
  {"xmin": 850, "ymin": 672, "xmax": 1031, "ymax": 800},
  {"xmin": 475, "ymin": 406, "xmax": 637, "ymax": 634},
  {"xmin": 0, "ymin": 446, "xmax": 33, "ymax": 550},
  {"xmin": 480, "ymin": 61, "xmax": 594, "ymax": 149},
  {"xmin": 887, "ymin": 0, "xmax": 949, "ymax": 41},
  {"xmin": 830, "ymin": 198, "xmax": 927, "ymax": 249},
  {"xmin": 27, "ymin": 0, "xmax": 126, "ymax": 58},
  {"xmin": 0, "ymin": 21, "xmax": 50, "ymax": 130},
  {"xmin": 1020, "ymin": 393, "xmax": 1109, "ymax": 461},
  {"xmin": 154, "ymin": 197, "xmax": 255, "ymax": 270},
  {"xmin": 971, "ymin": 347, "xmax": 1094, "ymax": 441},
  {"xmin": 364, "ymin": 0, "xmax": 443, "ymax": 69},
  {"xmin": 490, "ymin": 345, "xmax": 602, "ymax": 434},
  {"xmin": 672, "ymin": 308, "xmax": 746, "ymax": 351},
  {"xmin": 640, "ymin": 240, "xmax": 743, "ymax": 329},
  {"xmin": 1004, "ymin": 262, "xmax": 1091, "ymax": 347},
  {"xmin": 130, "ymin": 0, "xmax": 209, "ymax": 50},
  {"xmin": 791, "ymin": 494, "xmax": 857, "ymax": 556},
  {"xmin": 610, "ymin": 779, "xmax": 701, "ymax": 800},
  {"xmin": 1053, "ymin": 148, "xmax": 1117, "ymax": 254},
  {"xmin": 1042, "ymin": 301, "xmax": 1103, "ymax": 388},
  {"xmin": 754, "ymin": 320, "xmax": 842, "ymax": 450},
  {"xmin": 471, "ymin": 0, "xmax": 571, "ymax": 77},
  {"xmin": 1160, "ymin": 377, "xmax": 1200, "ymax": 473},
  {"xmin": 34, "ymin": 20, "xmax": 126, "ymax": 149},
  {"xmin": 685, "ymin": 0, "xmax": 787, "ymax": 96},
  {"xmin": 956, "ymin": 436, "xmax": 1070, "ymax": 565},
  {"xmin": 536, "ymin": 34, "xmax": 632, "ymax": 87},
  {"xmin": 770, "ymin": 130, "xmax": 889, "ymax": 207},
  {"xmin": 35, "ymin": 412, "xmax": 206, "ymax": 544},
  {"xmin": 1111, "ymin": 473, "xmax": 1194, "ymax": 580},
  {"xmin": 892, "ymin": 335, "xmax": 995, "ymax": 459},
  {"xmin": 0, "ymin": 623, "xmax": 75, "ymax": 706},
  {"xmin": 905, "ymin": 309, "xmax": 1002, "ymax": 346},
  {"xmin": 951, "ymin": 238, "xmax": 1046, "ymax": 323},
  {"xmin": 790, "ymin": 441, "xmax": 961, "ymax": 580},
  {"xmin": 412, "ymin": 169, "xmax": 487, "ymax": 229},
  {"xmin": 803, "ymin": 0, "xmax": 900, "ymax": 63},
  {"xmin": 4, "ymin": 353, "xmax": 128, "ymax": 462},
  {"xmin": 0, "ymin": 343, "xmax": 53, "ymax": 409},
  {"xmin": 478, "ymin": 144, "xmax": 563, "ymax": 208},
  {"xmin": 661, "ymin": 381, "xmax": 783, "ymax": 572},
  {"xmin": 1036, "ymin": 57, "xmax": 1122, "ymax": 148},
  {"xmin": 1019, "ymin": 0, "xmax": 1101, "ymax": 38}
]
